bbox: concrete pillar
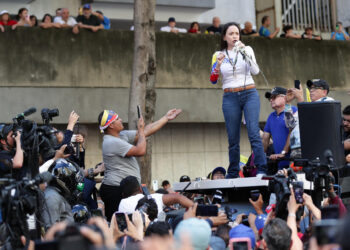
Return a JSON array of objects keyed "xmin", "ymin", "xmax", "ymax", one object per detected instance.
[{"xmin": 274, "ymin": 0, "xmax": 282, "ymax": 31}]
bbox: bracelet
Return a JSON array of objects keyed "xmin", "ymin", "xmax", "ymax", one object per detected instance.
[
  {"xmin": 97, "ymin": 200, "xmax": 104, "ymax": 205},
  {"xmin": 88, "ymin": 168, "xmax": 94, "ymax": 179},
  {"xmin": 288, "ymin": 213, "xmax": 296, "ymax": 217}
]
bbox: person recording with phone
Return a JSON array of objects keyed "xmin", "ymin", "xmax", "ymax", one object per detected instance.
[
  {"xmin": 284, "ymin": 79, "xmax": 334, "ymax": 158},
  {"xmin": 210, "ymin": 22, "xmax": 267, "ymax": 178},
  {"xmin": 97, "ymin": 108, "xmax": 182, "ymax": 221},
  {"xmin": 331, "ymin": 21, "xmax": 349, "ymax": 41}
]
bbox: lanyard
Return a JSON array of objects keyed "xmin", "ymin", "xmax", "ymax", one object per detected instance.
[{"xmin": 225, "ymin": 49, "xmax": 239, "ymax": 75}]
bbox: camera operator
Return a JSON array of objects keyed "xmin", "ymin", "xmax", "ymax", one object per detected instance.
[
  {"xmin": 41, "ymin": 158, "xmax": 85, "ymax": 230},
  {"xmin": 0, "ymin": 124, "xmax": 24, "ymax": 178}
]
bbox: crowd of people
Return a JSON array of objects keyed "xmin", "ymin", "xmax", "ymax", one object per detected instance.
[
  {"xmin": 160, "ymin": 15, "xmax": 349, "ymax": 41},
  {"xmin": 0, "ymin": 84, "xmax": 348, "ymax": 250},
  {"xmin": 0, "ymin": 4, "xmax": 110, "ymax": 33},
  {"xmin": 1, "ymin": 4, "xmax": 348, "ymax": 41},
  {"xmin": 0, "ymin": 4, "xmax": 350, "ymax": 250}
]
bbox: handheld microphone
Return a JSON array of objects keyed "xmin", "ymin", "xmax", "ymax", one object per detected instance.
[{"xmin": 237, "ymin": 46, "xmax": 250, "ymax": 60}]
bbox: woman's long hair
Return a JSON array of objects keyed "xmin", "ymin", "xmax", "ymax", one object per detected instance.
[
  {"xmin": 220, "ymin": 22, "xmax": 241, "ymax": 50},
  {"xmin": 16, "ymin": 7, "xmax": 28, "ymax": 21},
  {"xmin": 42, "ymin": 13, "xmax": 53, "ymax": 23}
]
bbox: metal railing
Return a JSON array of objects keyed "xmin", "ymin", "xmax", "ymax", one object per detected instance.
[{"xmin": 281, "ymin": 0, "xmax": 333, "ymax": 32}]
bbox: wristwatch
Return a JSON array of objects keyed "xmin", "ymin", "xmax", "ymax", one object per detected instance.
[{"xmin": 281, "ymin": 150, "xmax": 286, "ymax": 155}]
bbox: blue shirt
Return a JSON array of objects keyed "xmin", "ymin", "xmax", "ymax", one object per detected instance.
[
  {"xmin": 331, "ymin": 31, "xmax": 349, "ymax": 40},
  {"xmin": 259, "ymin": 26, "xmax": 270, "ymax": 37},
  {"xmin": 264, "ymin": 106, "xmax": 297, "ymax": 168},
  {"xmin": 102, "ymin": 16, "xmax": 110, "ymax": 30}
]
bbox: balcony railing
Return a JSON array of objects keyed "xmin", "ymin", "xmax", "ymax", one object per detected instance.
[{"xmin": 281, "ymin": 0, "xmax": 334, "ymax": 32}]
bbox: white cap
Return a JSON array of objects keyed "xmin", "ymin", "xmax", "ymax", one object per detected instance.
[{"xmin": 0, "ymin": 10, "xmax": 9, "ymax": 16}]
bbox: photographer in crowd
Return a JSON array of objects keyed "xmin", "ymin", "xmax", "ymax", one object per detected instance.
[
  {"xmin": 0, "ymin": 124, "xmax": 24, "ymax": 178},
  {"xmin": 98, "ymin": 108, "xmax": 181, "ymax": 221},
  {"xmin": 41, "ymin": 159, "xmax": 85, "ymax": 230}
]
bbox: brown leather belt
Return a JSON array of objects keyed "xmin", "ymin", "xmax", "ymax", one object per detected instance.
[{"xmin": 224, "ymin": 85, "xmax": 256, "ymax": 93}]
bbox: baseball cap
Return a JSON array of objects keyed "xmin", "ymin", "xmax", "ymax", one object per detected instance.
[
  {"xmin": 229, "ymin": 224, "xmax": 255, "ymax": 248},
  {"xmin": 179, "ymin": 175, "xmax": 190, "ymax": 182},
  {"xmin": 211, "ymin": 167, "xmax": 226, "ymax": 179},
  {"xmin": 306, "ymin": 79, "xmax": 329, "ymax": 93},
  {"xmin": 83, "ymin": 4, "xmax": 91, "ymax": 9},
  {"xmin": 174, "ymin": 218, "xmax": 211, "ymax": 250},
  {"xmin": 255, "ymin": 214, "xmax": 267, "ymax": 231},
  {"xmin": 265, "ymin": 87, "xmax": 287, "ymax": 99},
  {"xmin": 168, "ymin": 17, "xmax": 176, "ymax": 23},
  {"xmin": 0, "ymin": 10, "xmax": 9, "ymax": 16},
  {"xmin": 0, "ymin": 124, "xmax": 13, "ymax": 140}
]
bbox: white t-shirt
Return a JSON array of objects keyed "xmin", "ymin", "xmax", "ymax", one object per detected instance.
[
  {"xmin": 54, "ymin": 16, "xmax": 77, "ymax": 27},
  {"xmin": 118, "ymin": 193, "xmax": 164, "ymax": 216},
  {"xmin": 211, "ymin": 46, "xmax": 259, "ymax": 89},
  {"xmin": 160, "ymin": 25, "xmax": 187, "ymax": 33}
]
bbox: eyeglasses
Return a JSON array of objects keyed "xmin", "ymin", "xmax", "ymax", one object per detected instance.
[
  {"xmin": 343, "ymin": 117, "xmax": 350, "ymax": 123},
  {"xmin": 308, "ymin": 86, "xmax": 325, "ymax": 91},
  {"xmin": 269, "ymin": 95, "xmax": 285, "ymax": 101}
]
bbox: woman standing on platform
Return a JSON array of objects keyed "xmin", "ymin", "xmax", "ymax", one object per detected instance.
[{"xmin": 210, "ymin": 22, "xmax": 267, "ymax": 178}]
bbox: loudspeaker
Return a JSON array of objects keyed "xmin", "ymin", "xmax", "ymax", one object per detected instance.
[{"xmin": 298, "ymin": 102, "xmax": 345, "ymax": 167}]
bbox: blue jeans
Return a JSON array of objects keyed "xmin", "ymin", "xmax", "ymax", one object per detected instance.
[{"xmin": 222, "ymin": 88, "xmax": 267, "ymax": 178}]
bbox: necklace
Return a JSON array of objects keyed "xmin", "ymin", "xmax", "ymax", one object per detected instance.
[{"xmin": 225, "ymin": 48, "xmax": 239, "ymax": 75}]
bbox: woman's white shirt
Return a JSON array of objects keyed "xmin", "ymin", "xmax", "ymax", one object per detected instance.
[{"xmin": 213, "ymin": 46, "xmax": 259, "ymax": 90}]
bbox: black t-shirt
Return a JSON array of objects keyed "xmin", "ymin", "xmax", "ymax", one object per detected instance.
[
  {"xmin": 76, "ymin": 14, "xmax": 101, "ymax": 26},
  {"xmin": 206, "ymin": 26, "xmax": 222, "ymax": 34},
  {"xmin": 0, "ymin": 150, "xmax": 13, "ymax": 177},
  {"xmin": 241, "ymin": 30, "xmax": 257, "ymax": 36}
]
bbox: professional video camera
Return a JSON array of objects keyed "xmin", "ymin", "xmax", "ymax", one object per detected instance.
[
  {"xmin": 294, "ymin": 150, "xmax": 338, "ymax": 208},
  {"xmin": 264, "ymin": 149, "xmax": 340, "ymax": 217},
  {"xmin": 7, "ymin": 107, "xmax": 60, "ymax": 177},
  {"xmin": 263, "ymin": 168, "xmax": 297, "ymax": 219},
  {"xmin": 0, "ymin": 176, "xmax": 46, "ymax": 250}
]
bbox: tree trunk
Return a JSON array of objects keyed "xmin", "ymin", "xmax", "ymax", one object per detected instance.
[{"xmin": 129, "ymin": 0, "xmax": 156, "ymax": 189}]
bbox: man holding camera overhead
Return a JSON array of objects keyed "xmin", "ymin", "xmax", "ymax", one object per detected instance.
[
  {"xmin": 97, "ymin": 108, "xmax": 182, "ymax": 221},
  {"xmin": 0, "ymin": 124, "xmax": 23, "ymax": 179}
]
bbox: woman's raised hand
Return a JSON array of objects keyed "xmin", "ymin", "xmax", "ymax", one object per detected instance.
[{"xmin": 216, "ymin": 52, "xmax": 225, "ymax": 69}]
